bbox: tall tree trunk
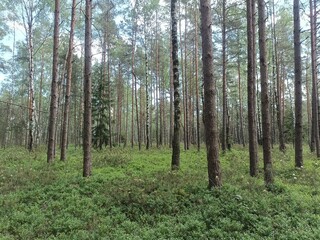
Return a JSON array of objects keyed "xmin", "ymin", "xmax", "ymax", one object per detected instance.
[
  {"xmin": 38, "ymin": 52, "xmax": 44, "ymax": 145},
  {"xmin": 271, "ymin": 0, "xmax": 286, "ymax": 152},
  {"xmin": 61, "ymin": 0, "xmax": 76, "ymax": 161},
  {"xmin": 83, "ymin": 0, "xmax": 92, "ymax": 177},
  {"xmin": 171, "ymin": 0, "xmax": 181, "ymax": 170},
  {"xmin": 247, "ymin": 0, "xmax": 259, "ymax": 176},
  {"xmin": 134, "ymin": 73, "xmax": 141, "ymax": 151},
  {"xmin": 258, "ymin": 0, "xmax": 274, "ymax": 185},
  {"xmin": 169, "ymin": 33, "xmax": 174, "ymax": 148},
  {"xmin": 200, "ymin": 0, "xmax": 222, "ymax": 188},
  {"xmin": 237, "ymin": 31, "xmax": 245, "ymax": 147},
  {"xmin": 306, "ymin": 60, "xmax": 312, "ymax": 151},
  {"xmin": 222, "ymin": 0, "xmax": 228, "ymax": 152},
  {"xmin": 293, "ymin": 0, "xmax": 303, "ymax": 167},
  {"xmin": 310, "ymin": 0, "xmax": 320, "ymax": 157},
  {"xmin": 47, "ymin": 0, "xmax": 60, "ymax": 162},
  {"xmin": 131, "ymin": 4, "xmax": 137, "ymax": 149},
  {"xmin": 145, "ymin": 48, "xmax": 150, "ymax": 150},
  {"xmin": 22, "ymin": 1, "xmax": 36, "ymax": 152},
  {"xmin": 194, "ymin": 8, "xmax": 200, "ymax": 152},
  {"xmin": 184, "ymin": 9, "xmax": 189, "ymax": 150}
]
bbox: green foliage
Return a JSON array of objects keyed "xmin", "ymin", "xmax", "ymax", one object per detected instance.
[{"xmin": 1, "ymin": 146, "xmax": 320, "ymax": 239}]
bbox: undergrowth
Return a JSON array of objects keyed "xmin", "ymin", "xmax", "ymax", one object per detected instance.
[{"xmin": 0, "ymin": 145, "xmax": 320, "ymax": 239}]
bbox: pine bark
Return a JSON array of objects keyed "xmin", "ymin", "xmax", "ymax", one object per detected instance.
[
  {"xmin": 47, "ymin": 0, "xmax": 60, "ymax": 162},
  {"xmin": 310, "ymin": 0, "xmax": 320, "ymax": 157},
  {"xmin": 60, "ymin": 0, "xmax": 76, "ymax": 161},
  {"xmin": 200, "ymin": 0, "xmax": 222, "ymax": 188},
  {"xmin": 293, "ymin": 0, "xmax": 303, "ymax": 167},
  {"xmin": 171, "ymin": 0, "xmax": 181, "ymax": 170},
  {"xmin": 247, "ymin": 0, "xmax": 258, "ymax": 176},
  {"xmin": 194, "ymin": 9, "xmax": 200, "ymax": 152},
  {"xmin": 258, "ymin": 0, "xmax": 274, "ymax": 185},
  {"xmin": 83, "ymin": 0, "xmax": 92, "ymax": 177},
  {"xmin": 272, "ymin": 1, "xmax": 286, "ymax": 152},
  {"xmin": 222, "ymin": 0, "xmax": 228, "ymax": 152}
]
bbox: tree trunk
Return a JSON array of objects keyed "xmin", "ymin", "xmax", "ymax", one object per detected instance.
[
  {"xmin": 247, "ymin": 0, "xmax": 259, "ymax": 176},
  {"xmin": 195, "ymin": 9, "xmax": 200, "ymax": 151},
  {"xmin": 61, "ymin": 0, "xmax": 76, "ymax": 161},
  {"xmin": 83, "ymin": 0, "xmax": 92, "ymax": 177},
  {"xmin": 184, "ymin": 9, "xmax": 189, "ymax": 150},
  {"xmin": 47, "ymin": 0, "xmax": 60, "ymax": 162},
  {"xmin": 169, "ymin": 33, "xmax": 174, "ymax": 149},
  {"xmin": 237, "ymin": 32, "xmax": 245, "ymax": 147},
  {"xmin": 293, "ymin": 0, "xmax": 303, "ymax": 167},
  {"xmin": 171, "ymin": 0, "xmax": 181, "ymax": 170},
  {"xmin": 258, "ymin": 0, "xmax": 274, "ymax": 185},
  {"xmin": 131, "ymin": 4, "xmax": 137, "ymax": 149},
  {"xmin": 222, "ymin": 0, "xmax": 228, "ymax": 152},
  {"xmin": 145, "ymin": 48, "xmax": 150, "ymax": 150},
  {"xmin": 310, "ymin": 0, "xmax": 320, "ymax": 157},
  {"xmin": 200, "ymin": 0, "xmax": 222, "ymax": 188}
]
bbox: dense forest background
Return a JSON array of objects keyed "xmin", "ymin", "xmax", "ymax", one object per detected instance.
[
  {"xmin": 1, "ymin": 0, "xmax": 320, "ymax": 238},
  {"xmin": 0, "ymin": 0, "xmax": 319, "ymax": 173}
]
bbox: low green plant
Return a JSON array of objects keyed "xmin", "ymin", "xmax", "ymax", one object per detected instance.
[{"xmin": 1, "ymin": 145, "xmax": 320, "ymax": 239}]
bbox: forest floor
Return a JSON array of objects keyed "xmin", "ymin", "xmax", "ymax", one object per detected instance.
[{"xmin": 1, "ymin": 145, "xmax": 320, "ymax": 239}]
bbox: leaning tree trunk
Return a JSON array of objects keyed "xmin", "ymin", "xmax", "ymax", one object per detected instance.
[
  {"xmin": 83, "ymin": 0, "xmax": 93, "ymax": 177},
  {"xmin": 200, "ymin": 0, "xmax": 222, "ymax": 188},
  {"xmin": 47, "ymin": 0, "xmax": 60, "ymax": 162},
  {"xmin": 171, "ymin": 0, "xmax": 181, "ymax": 170},
  {"xmin": 258, "ymin": 0, "xmax": 273, "ymax": 186},
  {"xmin": 293, "ymin": 0, "xmax": 303, "ymax": 167},
  {"xmin": 60, "ymin": 0, "xmax": 76, "ymax": 161}
]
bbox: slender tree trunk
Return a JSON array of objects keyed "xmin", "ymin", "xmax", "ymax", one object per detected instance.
[
  {"xmin": 222, "ymin": 0, "xmax": 228, "ymax": 152},
  {"xmin": 171, "ymin": 0, "xmax": 181, "ymax": 170},
  {"xmin": 195, "ymin": 9, "xmax": 200, "ymax": 151},
  {"xmin": 22, "ymin": 1, "xmax": 36, "ymax": 152},
  {"xmin": 83, "ymin": 0, "xmax": 92, "ymax": 177},
  {"xmin": 117, "ymin": 63, "xmax": 123, "ymax": 146},
  {"xmin": 107, "ymin": 32, "xmax": 112, "ymax": 149},
  {"xmin": 200, "ymin": 0, "xmax": 222, "ymax": 188},
  {"xmin": 293, "ymin": 0, "xmax": 303, "ymax": 167},
  {"xmin": 169, "ymin": 34, "xmax": 174, "ymax": 148},
  {"xmin": 258, "ymin": 0, "xmax": 274, "ymax": 185},
  {"xmin": 131, "ymin": 5, "xmax": 137, "ymax": 149},
  {"xmin": 237, "ymin": 32, "xmax": 245, "ymax": 147},
  {"xmin": 47, "ymin": 0, "xmax": 60, "ymax": 162},
  {"xmin": 133, "ymin": 73, "xmax": 141, "ymax": 151},
  {"xmin": 247, "ymin": 0, "xmax": 258, "ymax": 176},
  {"xmin": 306, "ymin": 60, "xmax": 312, "ymax": 151},
  {"xmin": 145, "ymin": 48, "xmax": 150, "ymax": 150},
  {"xmin": 310, "ymin": 0, "xmax": 320, "ymax": 157},
  {"xmin": 61, "ymin": 0, "xmax": 76, "ymax": 161},
  {"xmin": 184, "ymin": 10, "xmax": 189, "ymax": 150}
]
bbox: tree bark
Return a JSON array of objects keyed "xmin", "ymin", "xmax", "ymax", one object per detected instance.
[
  {"xmin": 194, "ymin": 9, "xmax": 200, "ymax": 152},
  {"xmin": 47, "ymin": 0, "xmax": 60, "ymax": 162},
  {"xmin": 293, "ymin": 0, "xmax": 303, "ymax": 167},
  {"xmin": 200, "ymin": 0, "xmax": 222, "ymax": 188},
  {"xmin": 310, "ymin": 0, "xmax": 320, "ymax": 157},
  {"xmin": 83, "ymin": 0, "xmax": 92, "ymax": 177},
  {"xmin": 60, "ymin": 0, "xmax": 76, "ymax": 161},
  {"xmin": 222, "ymin": 0, "xmax": 228, "ymax": 152},
  {"xmin": 247, "ymin": 0, "xmax": 259, "ymax": 176},
  {"xmin": 171, "ymin": 0, "xmax": 181, "ymax": 170},
  {"xmin": 258, "ymin": 0, "xmax": 274, "ymax": 185}
]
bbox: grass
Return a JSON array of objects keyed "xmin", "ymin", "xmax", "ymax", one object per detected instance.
[{"xmin": 0, "ymin": 145, "xmax": 320, "ymax": 239}]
